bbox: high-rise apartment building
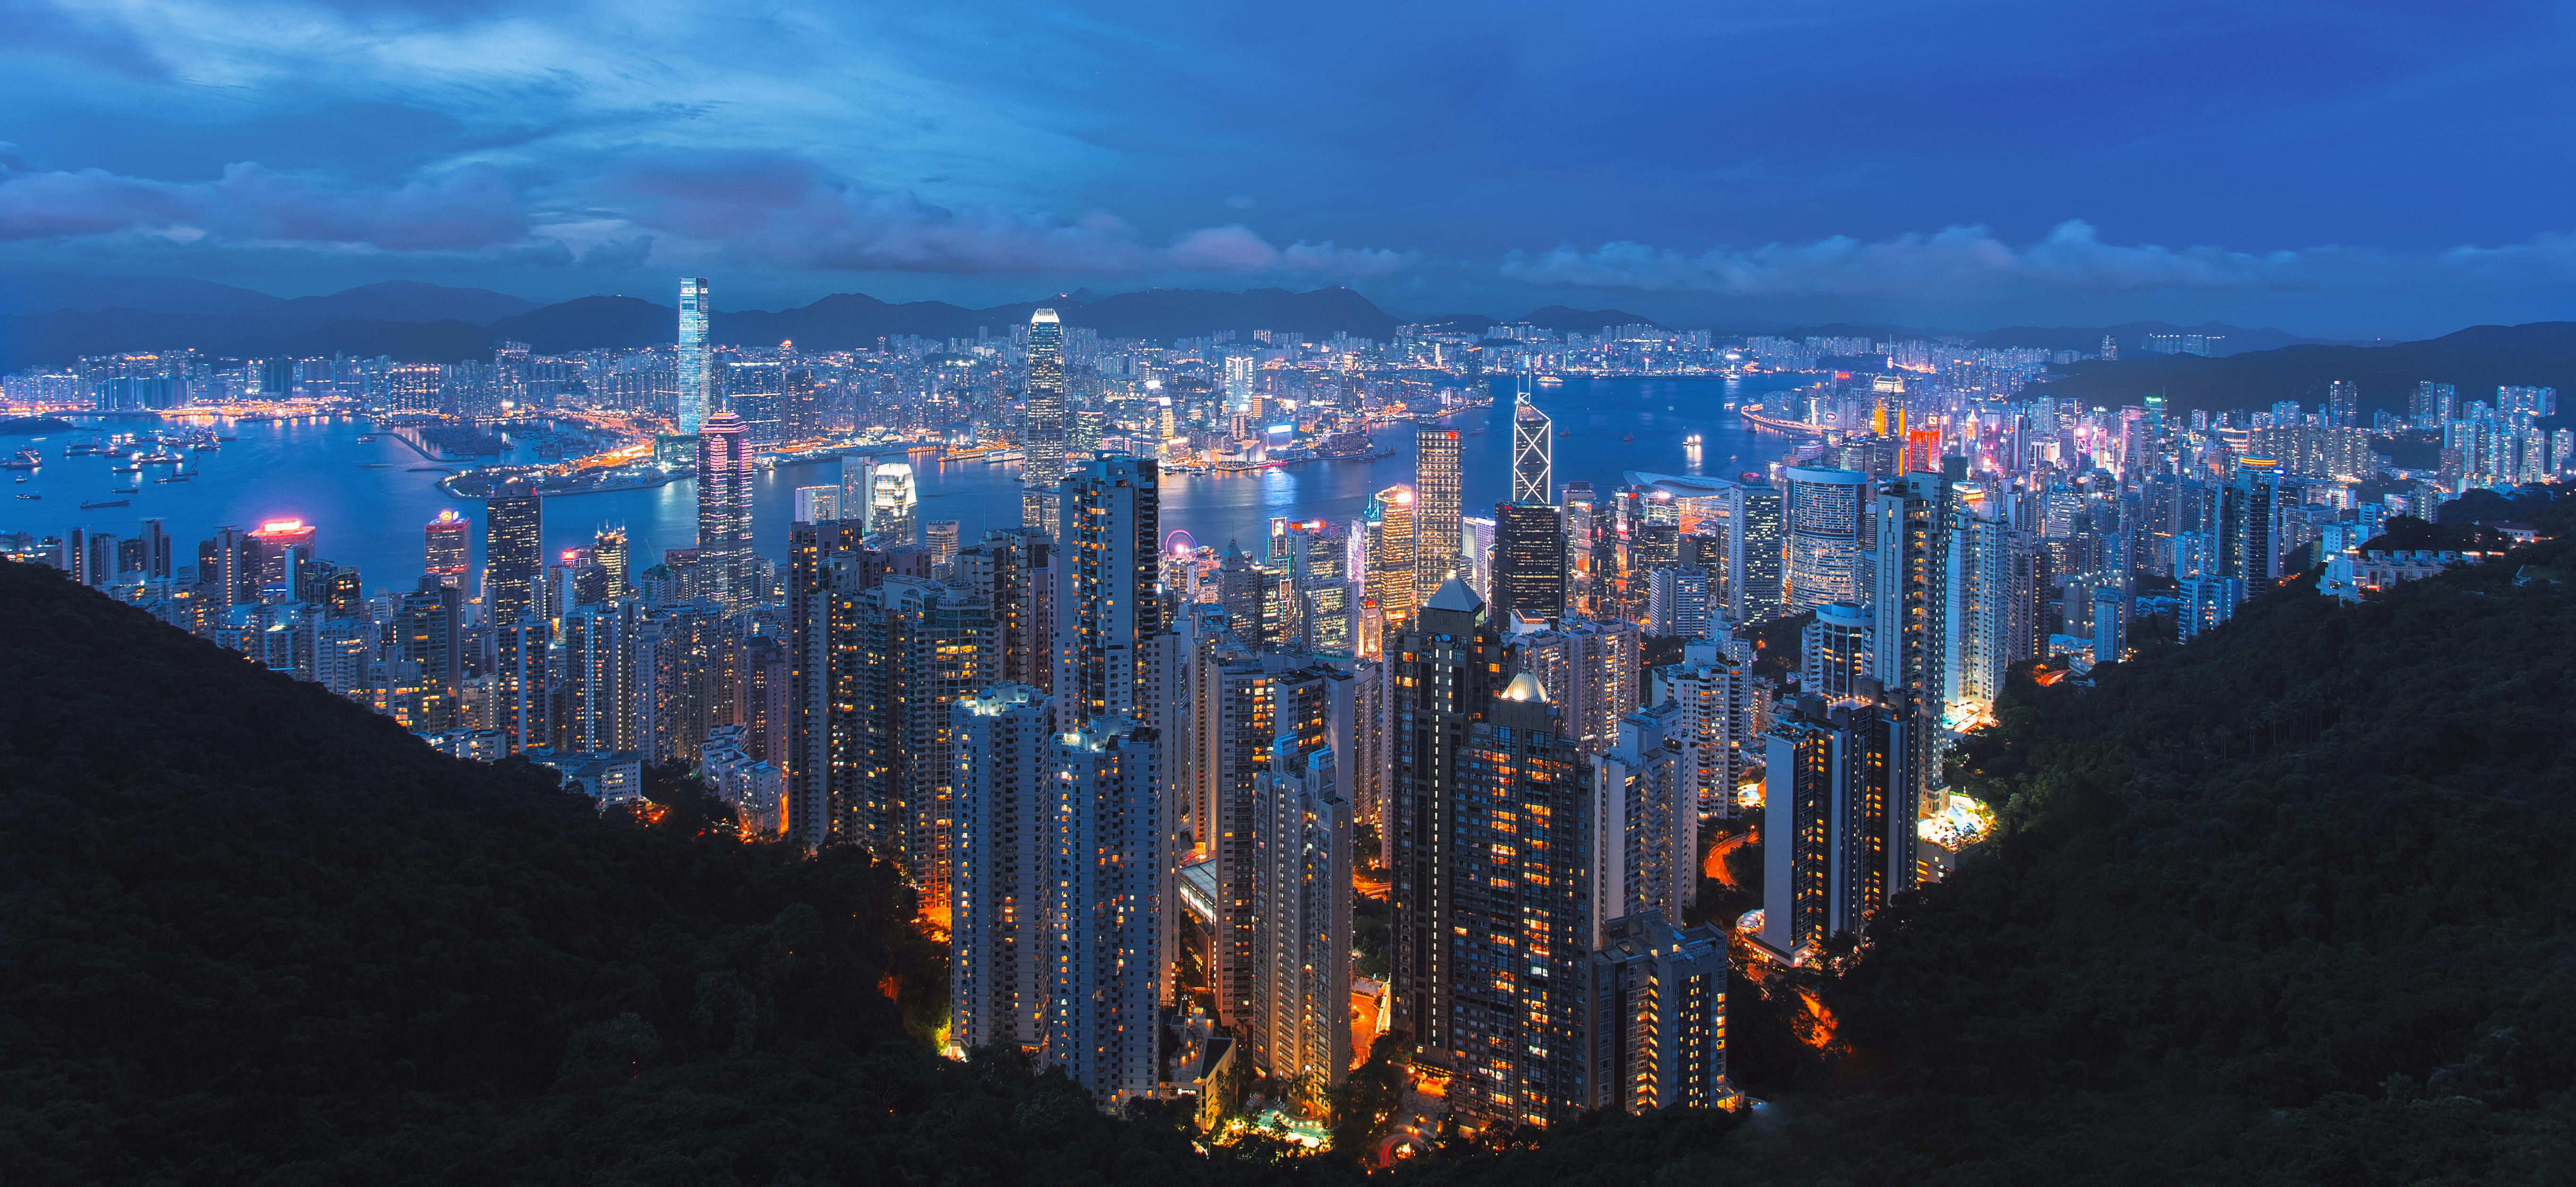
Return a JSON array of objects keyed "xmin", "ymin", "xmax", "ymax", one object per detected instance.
[
  {"xmin": 1870, "ymin": 473, "xmax": 1947, "ymax": 817},
  {"xmin": 1586, "ymin": 914, "xmax": 1735, "ymax": 1113},
  {"xmin": 1759, "ymin": 690, "xmax": 1918, "ymax": 961},
  {"xmin": 1944, "ymin": 482, "xmax": 2040, "ymax": 717},
  {"xmin": 1414, "ymin": 427, "xmax": 1462, "ymax": 604},
  {"xmin": 1802, "ymin": 602, "xmax": 1873, "ymax": 701},
  {"xmin": 695, "ymin": 410, "xmax": 757, "ymax": 609},
  {"xmin": 1387, "ymin": 577, "xmax": 1504, "ymax": 1065},
  {"xmin": 1249, "ymin": 666, "xmax": 1362, "ymax": 1092},
  {"xmin": 592, "ymin": 526, "xmax": 631, "ymax": 603},
  {"xmin": 1040, "ymin": 716, "xmax": 1164, "ymax": 1106},
  {"xmin": 560, "ymin": 600, "xmax": 641, "ymax": 754},
  {"xmin": 1447, "ymin": 670, "xmax": 1595, "ymax": 1128},
  {"xmin": 829, "ymin": 577, "xmax": 993, "ymax": 891},
  {"xmin": 1054, "ymin": 456, "xmax": 1160, "ymax": 732},
  {"xmin": 1592, "ymin": 703, "xmax": 1692, "ymax": 936},
  {"xmin": 950, "ymin": 684, "xmax": 1054, "ymax": 1053},
  {"xmin": 1656, "ymin": 638, "xmax": 1753, "ymax": 820}
]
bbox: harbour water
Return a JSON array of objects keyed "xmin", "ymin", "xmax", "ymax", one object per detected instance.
[{"xmin": 4, "ymin": 373, "xmax": 1818, "ymax": 594}]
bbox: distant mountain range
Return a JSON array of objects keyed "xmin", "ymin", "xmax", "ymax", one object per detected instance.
[
  {"xmin": 2032, "ymin": 321, "xmax": 2576, "ymax": 419},
  {"xmin": 0, "ymin": 283, "xmax": 1416, "ymax": 369}
]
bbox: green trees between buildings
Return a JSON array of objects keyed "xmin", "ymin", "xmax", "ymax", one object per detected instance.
[{"xmin": 7, "ymin": 490, "xmax": 2576, "ymax": 1184}]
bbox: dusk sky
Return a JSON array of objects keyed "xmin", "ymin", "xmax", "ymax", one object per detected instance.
[{"xmin": 4, "ymin": 0, "xmax": 2573, "ymax": 336}]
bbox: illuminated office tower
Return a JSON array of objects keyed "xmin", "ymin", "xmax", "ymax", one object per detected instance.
[
  {"xmin": 723, "ymin": 358, "xmax": 784, "ymax": 444},
  {"xmin": 1512, "ymin": 394, "xmax": 1553, "ymax": 503},
  {"xmin": 1447, "ymin": 670, "xmax": 1595, "ymax": 1129},
  {"xmin": 839, "ymin": 460, "xmax": 872, "ymax": 529},
  {"xmin": 1386, "ymin": 577, "xmax": 1505, "ymax": 1064},
  {"xmin": 560, "ymin": 601, "xmax": 640, "ymax": 754},
  {"xmin": 485, "ymin": 482, "xmax": 543, "ymax": 628},
  {"xmin": 249, "ymin": 518, "xmax": 316, "ymax": 593},
  {"xmin": 135, "ymin": 518, "xmax": 170, "ymax": 581},
  {"xmin": 1782, "ymin": 466, "xmax": 1869, "ymax": 612},
  {"xmin": 1656, "ymin": 639, "xmax": 1753, "ymax": 820},
  {"xmin": 1759, "ymin": 689, "xmax": 1918, "ymax": 961},
  {"xmin": 869, "ymin": 462, "xmax": 919, "ymax": 546},
  {"xmin": 1363, "ymin": 485, "xmax": 1417, "ymax": 628},
  {"xmin": 1738, "ymin": 479, "xmax": 1785, "ymax": 622},
  {"xmin": 695, "ymin": 410, "xmax": 757, "ymax": 609},
  {"xmin": 1223, "ymin": 352, "xmax": 1257, "ymax": 416},
  {"xmin": 950, "ymin": 685, "xmax": 1054, "ymax": 1053},
  {"xmin": 925, "ymin": 520, "xmax": 961, "ymax": 570},
  {"xmin": 1022, "ymin": 308, "xmax": 1068, "ymax": 534},
  {"xmin": 495, "ymin": 614, "xmax": 549, "ymax": 753},
  {"xmin": 1491, "ymin": 500, "xmax": 1566, "ymax": 623},
  {"xmin": 677, "ymin": 277, "xmax": 711, "ymax": 434},
  {"xmin": 1944, "ymin": 483, "xmax": 2039, "ymax": 716},
  {"xmin": 1041, "ymin": 715, "xmax": 1164, "ymax": 1107},
  {"xmin": 1414, "ymin": 427, "xmax": 1462, "ymax": 604},
  {"xmin": 323, "ymin": 568, "xmax": 364, "ymax": 620},
  {"xmin": 1647, "ymin": 564, "xmax": 1712, "ymax": 637},
  {"xmin": 592, "ymin": 526, "xmax": 631, "ymax": 602},
  {"xmin": 1592, "ymin": 702, "xmax": 1692, "ymax": 936},
  {"xmin": 2173, "ymin": 531, "xmax": 2242, "ymax": 641},
  {"xmin": 1587, "ymin": 914, "xmax": 1735, "ymax": 1113},
  {"xmin": 1802, "ymin": 602, "xmax": 1873, "ymax": 701},
  {"xmin": 425, "ymin": 509, "xmax": 470, "ymax": 585},
  {"xmin": 1053, "ymin": 456, "xmax": 1161, "ymax": 732},
  {"xmin": 1215, "ymin": 540, "xmax": 1266, "ymax": 643},
  {"xmin": 793, "ymin": 484, "xmax": 841, "ymax": 524},
  {"xmin": 391, "ymin": 578, "xmax": 463, "ymax": 728}
]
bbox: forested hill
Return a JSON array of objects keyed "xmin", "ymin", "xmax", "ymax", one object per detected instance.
[
  {"xmin": 0, "ymin": 561, "xmax": 1201, "ymax": 1185},
  {"xmin": 8, "ymin": 490, "xmax": 2576, "ymax": 1184}
]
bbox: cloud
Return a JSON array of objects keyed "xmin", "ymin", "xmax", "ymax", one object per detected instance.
[
  {"xmin": 0, "ymin": 153, "xmax": 528, "ymax": 251},
  {"xmin": 1498, "ymin": 220, "xmax": 2576, "ymax": 298},
  {"xmin": 608, "ymin": 152, "xmax": 1418, "ymax": 278}
]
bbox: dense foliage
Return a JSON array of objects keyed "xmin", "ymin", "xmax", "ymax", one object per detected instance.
[{"xmin": 9, "ymin": 492, "xmax": 2576, "ymax": 1184}]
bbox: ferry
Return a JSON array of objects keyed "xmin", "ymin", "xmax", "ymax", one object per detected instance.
[
  {"xmin": 80, "ymin": 498, "xmax": 130, "ymax": 509},
  {"xmin": 15, "ymin": 492, "xmax": 39, "ymax": 500},
  {"xmin": 1684, "ymin": 432, "xmax": 1703, "ymax": 446},
  {"xmin": 1535, "ymin": 375, "xmax": 1565, "ymax": 387}
]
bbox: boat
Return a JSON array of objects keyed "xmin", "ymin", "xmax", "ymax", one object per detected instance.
[
  {"xmin": 79, "ymin": 499, "xmax": 130, "ymax": 509},
  {"xmin": 355, "ymin": 434, "xmax": 378, "ymax": 443},
  {"xmin": 1536, "ymin": 375, "xmax": 1564, "ymax": 387},
  {"xmin": 1622, "ymin": 433, "xmax": 1635, "ymax": 442},
  {"xmin": 111, "ymin": 486, "xmax": 139, "ymax": 494},
  {"xmin": 2, "ymin": 448, "xmax": 40, "ymax": 470},
  {"xmin": 15, "ymin": 493, "xmax": 39, "ymax": 500},
  {"xmin": 1557, "ymin": 428, "xmax": 1573, "ymax": 437},
  {"xmin": 154, "ymin": 474, "xmax": 190, "ymax": 483},
  {"xmin": 1685, "ymin": 433, "xmax": 1703, "ymax": 445},
  {"xmin": 193, "ymin": 441, "xmax": 219, "ymax": 452}
]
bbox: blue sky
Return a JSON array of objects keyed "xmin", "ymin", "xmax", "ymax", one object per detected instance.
[{"xmin": 2, "ymin": 0, "xmax": 2572, "ymax": 336}]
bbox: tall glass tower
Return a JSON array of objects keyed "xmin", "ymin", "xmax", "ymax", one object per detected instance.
[
  {"xmin": 696, "ymin": 410, "xmax": 756, "ymax": 608},
  {"xmin": 1511, "ymin": 395, "xmax": 1553, "ymax": 504},
  {"xmin": 1022, "ymin": 309, "xmax": 1068, "ymax": 534},
  {"xmin": 1412, "ymin": 427, "xmax": 1462, "ymax": 605},
  {"xmin": 677, "ymin": 277, "xmax": 711, "ymax": 434}
]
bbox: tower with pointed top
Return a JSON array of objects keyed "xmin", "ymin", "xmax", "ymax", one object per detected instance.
[
  {"xmin": 1022, "ymin": 308, "xmax": 1068, "ymax": 534},
  {"xmin": 1512, "ymin": 395, "xmax": 1553, "ymax": 504}
]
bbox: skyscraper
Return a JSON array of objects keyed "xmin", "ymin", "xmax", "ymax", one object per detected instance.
[
  {"xmin": 1041, "ymin": 715, "xmax": 1164, "ymax": 1106},
  {"xmin": 425, "ymin": 509, "xmax": 470, "ymax": 586},
  {"xmin": 1656, "ymin": 638, "xmax": 1753, "ymax": 820},
  {"xmin": 1870, "ymin": 473, "xmax": 1947, "ymax": 818},
  {"xmin": 794, "ymin": 485, "xmax": 841, "ymax": 525},
  {"xmin": 1512, "ymin": 395, "xmax": 1554, "ymax": 504},
  {"xmin": 1054, "ymin": 456, "xmax": 1160, "ymax": 732},
  {"xmin": 950, "ymin": 684, "xmax": 1055, "ymax": 1053},
  {"xmin": 1738, "ymin": 479, "xmax": 1785, "ymax": 622},
  {"xmin": 1364, "ymin": 485, "xmax": 1417, "ymax": 630},
  {"xmin": 831, "ymin": 577, "xmax": 994, "ymax": 891},
  {"xmin": 1945, "ymin": 482, "xmax": 2040, "ymax": 716},
  {"xmin": 1414, "ymin": 428, "xmax": 1462, "ymax": 604},
  {"xmin": 560, "ymin": 600, "xmax": 641, "ymax": 754},
  {"xmin": 1782, "ymin": 466, "xmax": 1870, "ymax": 612},
  {"xmin": 695, "ymin": 410, "xmax": 756, "ymax": 609},
  {"xmin": 593, "ymin": 526, "xmax": 631, "ymax": 603},
  {"xmin": 1022, "ymin": 309, "xmax": 1068, "ymax": 534},
  {"xmin": 1387, "ymin": 577, "xmax": 1505, "ymax": 1066},
  {"xmin": 1448, "ymin": 670, "xmax": 1595, "ymax": 1128},
  {"xmin": 868, "ymin": 462, "xmax": 919, "ymax": 547},
  {"xmin": 1491, "ymin": 500, "xmax": 1566, "ymax": 623},
  {"xmin": 1587, "ymin": 915, "xmax": 1735, "ymax": 1113},
  {"xmin": 485, "ymin": 483, "xmax": 543, "ymax": 628},
  {"xmin": 1802, "ymin": 602, "xmax": 1873, "ymax": 701},
  {"xmin": 677, "ymin": 277, "xmax": 711, "ymax": 434},
  {"xmin": 1592, "ymin": 703, "xmax": 1692, "ymax": 936}
]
